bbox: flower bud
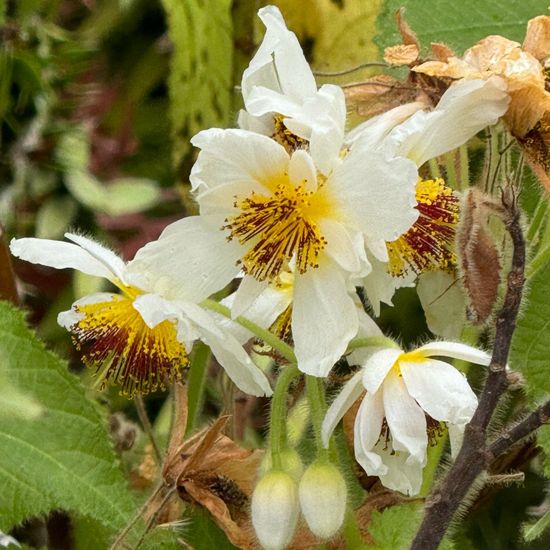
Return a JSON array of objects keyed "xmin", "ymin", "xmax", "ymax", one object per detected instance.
[
  {"xmin": 251, "ymin": 470, "xmax": 299, "ymax": 550},
  {"xmin": 299, "ymin": 460, "xmax": 347, "ymax": 539},
  {"xmin": 260, "ymin": 447, "xmax": 304, "ymax": 482}
]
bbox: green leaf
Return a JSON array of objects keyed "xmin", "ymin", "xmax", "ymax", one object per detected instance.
[
  {"xmin": 35, "ymin": 196, "xmax": 78, "ymax": 239},
  {"xmin": 510, "ymin": 260, "xmax": 550, "ymax": 403},
  {"xmin": 367, "ymin": 503, "xmax": 455, "ymax": 550},
  {"xmin": 0, "ymin": 375, "xmax": 42, "ymax": 420},
  {"xmin": 375, "ymin": 0, "xmax": 549, "ymax": 55},
  {"xmin": 161, "ymin": 0, "xmax": 234, "ymax": 170},
  {"xmin": 523, "ymin": 505, "xmax": 550, "ymax": 542},
  {"xmin": 64, "ymin": 171, "xmax": 161, "ymax": 216},
  {"xmin": 183, "ymin": 506, "xmax": 237, "ymax": 550},
  {"xmin": 0, "ymin": 300, "xmax": 135, "ymax": 533}
]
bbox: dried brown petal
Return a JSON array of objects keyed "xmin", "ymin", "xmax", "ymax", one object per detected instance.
[
  {"xmin": 523, "ymin": 15, "xmax": 550, "ymax": 61},
  {"xmin": 396, "ymin": 7, "xmax": 419, "ymax": 47},
  {"xmin": 431, "ymin": 42, "xmax": 455, "ymax": 62},
  {"xmin": 517, "ymin": 113, "xmax": 550, "ymax": 194},
  {"xmin": 384, "ymin": 44, "xmax": 419, "ymax": 66},
  {"xmin": 457, "ymin": 189, "xmax": 501, "ymax": 324}
]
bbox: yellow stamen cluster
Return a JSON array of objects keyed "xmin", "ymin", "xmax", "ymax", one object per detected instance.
[
  {"xmin": 272, "ymin": 114, "xmax": 308, "ymax": 154},
  {"xmin": 224, "ymin": 180, "xmax": 328, "ymax": 282},
  {"xmin": 71, "ymin": 291, "xmax": 188, "ymax": 397},
  {"xmin": 387, "ymin": 178, "xmax": 459, "ymax": 277}
]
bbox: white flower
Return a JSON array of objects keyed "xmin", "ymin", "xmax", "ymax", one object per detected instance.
[
  {"xmin": 238, "ymin": 5, "xmax": 346, "ymax": 175},
  {"xmin": 0, "ymin": 532, "xmax": 20, "ymax": 548},
  {"xmin": 350, "ymin": 77, "xmax": 510, "ymax": 314},
  {"xmin": 162, "ymin": 122, "xmax": 417, "ymax": 377},
  {"xmin": 321, "ymin": 340, "xmax": 491, "ymax": 495},
  {"xmin": 10, "ymin": 233, "xmax": 272, "ymax": 398}
]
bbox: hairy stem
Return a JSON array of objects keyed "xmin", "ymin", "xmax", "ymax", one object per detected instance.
[{"xmin": 411, "ymin": 189, "xmax": 526, "ymax": 550}]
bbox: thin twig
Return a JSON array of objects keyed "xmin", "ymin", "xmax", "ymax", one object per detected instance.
[
  {"xmin": 134, "ymin": 487, "xmax": 178, "ymax": 549},
  {"xmin": 109, "ymin": 482, "xmax": 165, "ymax": 550},
  {"xmin": 488, "ymin": 399, "xmax": 550, "ymax": 460},
  {"xmin": 135, "ymin": 395, "xmax": 162, "ymax": 463},
  {"xmin": 0, "ymin": 225, "xmax": 19, "ymax": 305},
  {"xmin": 313, "ymin": 61, "xmax": 389, "ymax": 77},
  {"xmin": 411, "ymin": 188, "xmax": 526, "ymax": 550}
]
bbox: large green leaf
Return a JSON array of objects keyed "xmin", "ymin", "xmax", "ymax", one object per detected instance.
[
  {"xmin": 376, "ymin": 0, "xmax": 549, "ymax": 55},
  {"xmin": 510, "ymin": 260, "xmax": 550, "ymax": 403},
  {"xmin": 0, "ymin": 301, "xmax": 135, "ymax": 533},
  {"xmin": 161, "ymin": 0, "xmax": 234, "ymax": 171}
]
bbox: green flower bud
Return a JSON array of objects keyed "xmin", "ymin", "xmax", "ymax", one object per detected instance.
[
  {"xmin": 299, "ymin": 460, "xmax": 347, "ymax": 539},
  {"xmin": 251, "ymin": 470, "xmax": 299, "ymax": 550}
]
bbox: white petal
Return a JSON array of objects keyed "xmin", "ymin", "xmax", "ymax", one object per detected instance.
[
  {"xmin": 246, "ymin": 87, "xmax": 305, "ymax": 120},
  {"xmin": 360, "ymin": 254, "xmax": 399, "ymax": 317},
  {"xmin": 356, "ymin": 308, "xmax": 384, "ymax": 339},
  {"xmin": 190, "ymin": 128, "xmax": 289, "ymax": 201},
  {"xmin": 321, "ymin": 371, "xmax": 363, "ymax": 447},
  {"xmin": 126, "ymin": 216, "xmax": 242, "ymax": 303},
  {"xmin": 382, "ymin": 372, "xmax": 427, "ymax": 463},
  {"xmin": 288, "ymin": 149, "xmax": 318, "ymax": 192},
  {"xmin": 65, "ymin": 233, "xmax": 127, "ymax": 282},
  {"xmin": 345, "ymin": 101, "xmax": 426, "ymax": 150},
  {"xmin": 374, "ymin": 443, "xmax": 424, "ymax": 496},
  {"xmin": 332, "ymin": 149, "xmax": 419, "ymax": 243},
  {"xmin": 361, "ymin": 348, "xmax": 402, "ymax": 394},
  {"xmin": 57, "ymin": 292, "xmax": 116, "ymax": 329},
  {"xmin": 364, "ymin": 237, "xmax": 389, "ymax": 263},
  {"xmin": 448, "ymin": 422, "xmax": 466, "ymax": 458},
  {"xmin": 180, "ymin": 301, "xmax": 273, "ymax": 397},
  {"xmin": 320, "ymin": 220, "xmax": 367, "ymax": 274},
  {"xmin": 231, "ymin": 275, "xmax": 269, "ymax": 319},
  {"xmin": 354, "ymin": 390, "xmax": 385, "ymax": 471},
  {"xmin": 241, "ymin": 5, "xmax": 316, "ymax": 110},
  {"xmin": 400, "ymin": 358, "xmax": 478, "ymax": 425},
  {"xmin": 10, "ymin": 237, "xmax": 116, "ymax": 281},
  {"xmin": 392, "ymin": 77, "xmax": 509, "ymax": 167},
  {"xmin": 417, "ymin": 341, "xmax": 491, "ymax": 366},
  {"xmin": 237, "ymin": 109, "xmax": 274, "ymax": 135},
  {"xmin": 293, "ymin": 261, "xmax": 358, "ymax": 377},
  {"xmin": 132, "ymin": 293, "xmax": 182, "ymax": 329}
]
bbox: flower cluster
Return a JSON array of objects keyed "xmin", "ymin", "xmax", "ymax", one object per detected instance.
[{"xmin": 10, "ymin": 5, "xmax": 526, "ymax": 550}]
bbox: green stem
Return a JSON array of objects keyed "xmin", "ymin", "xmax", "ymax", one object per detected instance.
[
  {"xmin": 269, "ymin": 365, "xmax": 300, "ymax": 469},
  {"xmin": 185, "ymin": 342, "xmax": 210, "ymax": 435},
  {"xmin": 346, "ymin": 335, "xmax": 399, "ymax": 353},
  {"xmin": 428, "ymin": 157, "xmax": 442, "ymax": 180},
  {"xmin": 305, "ymin": 375, "xmax": 329, "ymax": 460},
  {"xmin": 201, "ymin": 299, "xmax": 296, "ymax": 363}
]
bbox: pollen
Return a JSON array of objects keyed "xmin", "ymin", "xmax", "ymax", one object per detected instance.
[
  {"xmin": 70, "ymin": 292, "xmax": 188, "ymax": 398},
  {"xmin": 386, "ymin": 178, "xmax": 459, "ymax": 277},
  {"xmin": 224, "ymin": 179, "xmax": 329, "ymax": 282}
]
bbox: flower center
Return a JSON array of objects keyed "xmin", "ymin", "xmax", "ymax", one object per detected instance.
[
  {"xmin": 224, "ymin": 179, "xmax": 330, "ymax": 281},
  {"xmin": 271, "ymin": 113, "xmax": 308, "ymax": 154},
  {"xmin": 70, "ymin": 289, "xmax": 188, "ymax": 397},
  {"xmin": 387, "ymin": 178, "xmax": 459, "ymax": 277}
]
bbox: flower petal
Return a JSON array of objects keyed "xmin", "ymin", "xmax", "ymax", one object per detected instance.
[
  {"xmin": 400, "ymin": 358, "xmax": 478, "ymax": 425},
  {"xmin": 231, "ymin": 275, "xmax": 269, "ymax": 319},
  {"xmin": 180, "ymin": 301, "xmax": 273, "ymax": 397},
  {"xmin": 190, "ymin": 128, "xmax": 289, "ymax": 201},
  {"xmin": 241, "ymin": 5, "xmax": 316, "ymax": 111},
  {"xmin": 391, "ymin": 77, "xmax": 509, "ymax": 167},
  {"xmin": 361, "ymin": 348, "xmax": 402, "ymax": 394},
  {"xmin": 321, "ymin": 371, "xmax": 363, "ymax": 447},
  {"xmin": 65, "ymin": 233, "xmax": 127, "ymax": 282},
  {"xmin": 374, "ymin": 442, "xmax": 424, "ymax": 496},
  {"xmin": 383, "ymin": 372, "xmax": 427, "ymax": 463},
  {"xmin": 331, "ymin": 149, "xmax": 419, "ymax": 243},
  {"xmin": 57, "ymin": 292, "xmax": 116, "ymax": 330},
  {"xmin": 417, "ymin": 341, "xmax": 491, "ymax": 366},
  {"xmin": 354, "ymin": 390, "xmax": 385, "ymax": 468},
  {"xmin": 288, "ymin": 149, "xmax": 318, "ymax": 193},
  {"xmin": 126, "ymin": 216, "xmax": 242, "ymax": 303},
  {"xmin": 293, "ymin": 261, "xmax": 358, "ymax": 377},
  {"xmin": 319, "ymin": 220, "xmax": 368, "ymax": 275},
  {"xmin": 10, "ymin": 237, "xmax": 118, "ymax": 281}
]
